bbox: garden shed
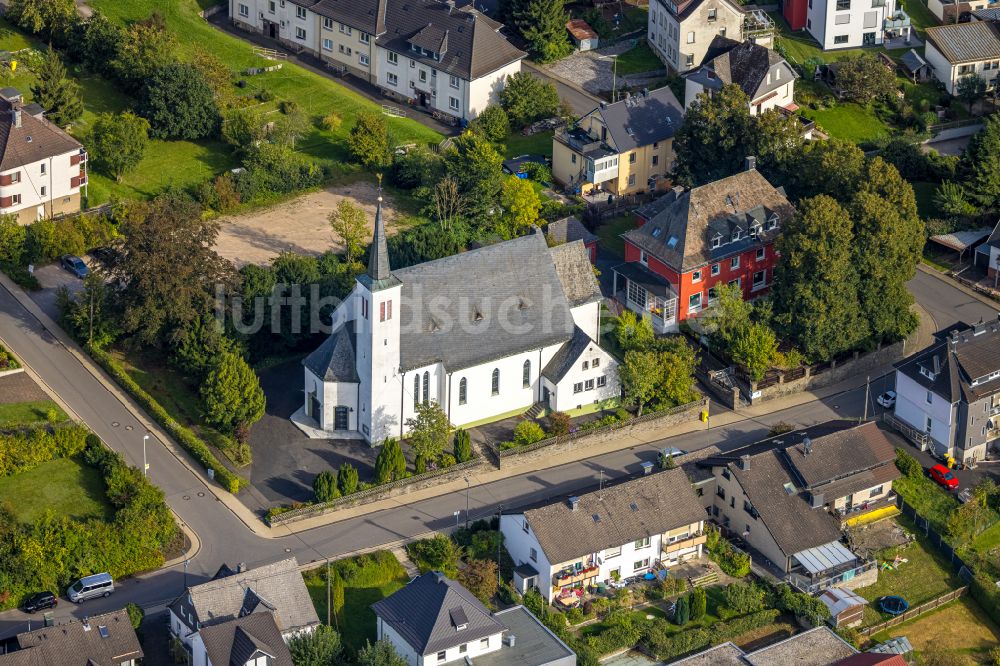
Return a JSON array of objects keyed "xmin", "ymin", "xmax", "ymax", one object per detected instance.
[{"xmin": 819, "ymin": 586, "xmax": 867, "ymax": 628}]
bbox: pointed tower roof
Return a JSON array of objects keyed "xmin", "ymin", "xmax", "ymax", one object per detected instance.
[{"xmin": 358, "ymin": 176, "xmax": 401, "ymax": 292}]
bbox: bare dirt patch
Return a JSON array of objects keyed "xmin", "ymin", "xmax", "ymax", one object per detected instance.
[
  {"xmin": 214, "ymin": 181, "xmax": 404, "ymax": 267},
  {"xmin": 883, "ymin": 597, "xmax": 1000, "ymax": 652},
  {"xmin": 848, "ymin": 516, "xmax": 914, "ymax": 559}
]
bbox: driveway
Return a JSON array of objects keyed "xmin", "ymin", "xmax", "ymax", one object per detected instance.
[
  {"xmin": 30, "ymin": 262, "xmax": 86, "ymax": 321},
  {"xmin": 537, "ymin": 41, "xmax": 664, "ymax": 98}
]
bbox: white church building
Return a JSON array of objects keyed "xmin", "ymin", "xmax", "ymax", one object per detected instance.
[{"xmin": 296, "ymin": 193, "xmax": 620, "ymax": 444}]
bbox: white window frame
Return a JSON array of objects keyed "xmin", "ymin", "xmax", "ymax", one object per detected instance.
[
  {"xmin": 323, "ymin": 17, "xmax": 334, "ymax": 30},
  {"xmin": 387, "ymin": 72, "xmax": 398, "ymax": 86},
  {"xmin": 295, "ymin": 26, "xmax": 306, "ymax": 40},
  {"xmin": 731, "ymin": 256, "xmax": 740, "ymax": 269},
  {"xmin": 711, "ymin": 263, "xmax": 720, "ymax": 276},
  {"xmin": 360, "ymin": 31, "xmax": 370, "ymax": 43},
  {"xmin": 450, "ymin": 74, "xmax": 460, "ymax": 89},
  {"xmin": 388, "ymin": 51, "xmax": 398, "ymax": 65},
  {"xmin": 296, "ymin": 6, "xmax": 307, "ymax": 19},
  {"xmin": 359, "ymin": 53, "xmax": 369, "ymax": 66},
  {"xmin": 239, "ymin": 3, "xmax": 250, "ymax": 17},
  {"xmin": 322, "ymin": 38, "xmax": 333, "ymax": 51},
  {"xmin": 449, "ymin": 96, "xmax": 460, "ymax": 111}
]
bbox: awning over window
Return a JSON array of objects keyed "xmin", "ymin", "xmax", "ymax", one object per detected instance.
[{"xmin": 791, "ymin": 541, "xmax": 857, "ymax": 575}]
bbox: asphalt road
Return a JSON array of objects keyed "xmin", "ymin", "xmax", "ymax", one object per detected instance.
[{"xmin": 0, "ymin": 268, "xmax": 995, "ymax": 638}]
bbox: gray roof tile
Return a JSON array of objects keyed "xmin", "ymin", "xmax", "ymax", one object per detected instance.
[
  {"xmin": 548, "ymin": 240, "xmax": 601, "ymax": 307},
  {"xmin": 521, "ymin": 468, "xmax": 706, "ymax": 565},
  {"xmin": 541, "ymin": 326, "xmax": 592, "ymax": 382},
  {"xmin": 303, "ymin": 320, "xmax": 360, "ymax": 382},
  {"xmin": 372, "ymin": 572, "xmax": 506, "ymax": 656},
  {"xmin": 11, "ymin": 610, "xmax": 142, "ymax": 666},
  {"xmin": 198, "ymin": 613, "xmax": 293, "ymax": 666},
  {"xmin": 589, "ymin": 86, "xmax": 684, "ymax": 153},
  {"xmin": 0, "ymin": 92, "xmax": 82, "ymax": 171},
  {"xmin": 545, "ymin": 216, "xmax": 598, "ymax": 247},
  {"xmin": 689, "ymin": 40, "xmax": 796, "ymax": 103},
  {"xmin": 895, "ymin": 318, "xmax": 1000, "ymax": 403}
]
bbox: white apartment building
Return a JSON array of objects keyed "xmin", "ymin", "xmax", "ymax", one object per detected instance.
[
  {"xmin": 803, "ymin": 0, "xmax": 901, "ymax": 50},
  {"xmin": 0, "ymin": 88, "xmax": 86, "ymax": 224},
  {"xmin": 500, "ymin": 468, "xmax": 707, "ymax": 603},
  {"xmin": 229, "ymin": 0, "xmax": 524, "ymax": 121},
  {"xmin": 925, "ymin": 20, "xmax": 1000, "ymax": 96},
  {"xmin": 647, "ymin": 0, "xmax": 746, "ymax": 72}
]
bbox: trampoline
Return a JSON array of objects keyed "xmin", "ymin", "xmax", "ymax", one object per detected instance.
[{"xmin": 879, "ymin": 596, "xmax": 909, "ymax": 615}]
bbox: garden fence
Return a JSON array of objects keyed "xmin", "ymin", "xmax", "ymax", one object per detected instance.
[{"xmin": 860, "ymin": 586, "xmax": 968, "ymax": 636}]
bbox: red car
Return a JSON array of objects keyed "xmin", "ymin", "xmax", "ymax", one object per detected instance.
[{"xmin": 929, "ymin": 464, "xmax": 959, "ymax": 490}]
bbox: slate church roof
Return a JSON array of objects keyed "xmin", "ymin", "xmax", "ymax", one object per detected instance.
[
  {"xmin": 372, "ymin": 572, "xmax": 506, "ymax": 656},
  {"xmin": 303, "ymin": 320, "xmax": 360, "ymax": 383}
]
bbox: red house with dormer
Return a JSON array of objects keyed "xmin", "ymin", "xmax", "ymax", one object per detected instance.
[{"xmin": 611, "ymin": 163, "xmax": 794, "ymax": 333}]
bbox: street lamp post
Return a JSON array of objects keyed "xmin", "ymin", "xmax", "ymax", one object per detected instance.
[{"xmin": 142, "ymin": 434, "xmax": 150, "ymax": 477}]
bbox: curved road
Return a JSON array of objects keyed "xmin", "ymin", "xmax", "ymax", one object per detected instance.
[{"xmin": 0, "ymin": 266, "xmax": 995, "ymax": 637}]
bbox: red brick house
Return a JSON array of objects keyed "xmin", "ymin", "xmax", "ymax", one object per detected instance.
[{"xmin": 611, "ymin": 164, "xmax": 794, "ymax": 332}]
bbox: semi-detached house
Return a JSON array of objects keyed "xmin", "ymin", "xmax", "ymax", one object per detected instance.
[
  {"xmin": 924, "ymin": 19, "xmax": 1000, "ymax": 96},
  {"xmin": 500, "ymin": 468, "xmax": 707, "ymax": 603},
  {"xmin": 229, "ymin": 0, "xmax": 525, "ymax": 121}
]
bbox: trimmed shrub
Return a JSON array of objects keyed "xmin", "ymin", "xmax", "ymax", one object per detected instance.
[
  {"xmin": 0, "ymin": 424, "xmax": 89, "ymax": 477},
  {"xmin": 690, "ymin": 587, "xmax": 707, "ymax": 621},
  {"xmin": 337, "ymin": 463, "xmax": 359, "ymax": 495},
  {"xmin": 453, "ymin": 429, "xmax": 472, "ymax": 463},
  {"xmin": 895, "ymin": 448, "xmax": 923, "ymax": 478},
  {"xmin": 513, "ymin": 420, "xmax": 546, "ymax": 447},
  {"xmin": 547, "ymin": 411, "xmax": 571, "ymax": 436},
  {"xmin": 673, "ymin": 595, "xmax": 690, "ymax": 625},
  {"xmin": 313, "ymin": 470, "xmax": 339, "ymax": 502}
]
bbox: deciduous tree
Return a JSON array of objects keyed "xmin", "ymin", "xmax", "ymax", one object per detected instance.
[
  {"xmin": 405, "ymin": 401, "xmax": 451, "ymax": 460},
  {"xmin": 358, "ymin": 639, "xmax": 407, "ymax": 666},
  {"xmin": 348, "ymin": 111, "xmax": 392, "ymax": 170},
  {"xmin": 957, "ymin": 73, "xmax": 987, "ymax": 114},
  {"xmin": 620, "ymin": 350, "xmax": 661, "ymax": 416},
  {"xmin": 200, "ymin": 351, "xmax": 266, "ymax": 435},
  {"xmin": 471, "ymin": 105, "xmax": 510, "ymax": 144},
  {"xmin": 673, "ymin": 84, "xmax": 754, "ymax": 185},
  {"xmin": 497, "ymin": 175, "xmax": 541, "ymax": 238},
  {"xmin": 614, "ymin": 310, "xmax": 654, "ymax": 352},
  {"xmin": 30, "ymin": 47, "xmax": 83, "ymax": 126},
  {"xmin": 288, "ymin": 625, "xmax": 344, "ymax": 666},
  {"xmin": 498, "ymin": 71, "xmax": 561, "ymax": 127},
  {"xmin": 459, "ymin": 559, "xmax": 498, "ymax": 604},
  {"xmin": 835, "ymin": 54, "xmax": 897, "ymax": 105},
  {"xmin": 328, "ymin": 198, "xmax": 369, "ymax": 264},
  {"xmin": 5, "ymin": 0, "xmax": 74, "ymax": 36},
  {"xmin": 140, "ymin": 63, "xmax": 220, "ymax": 140},
  {"xmin": 110, "ymin": 18, "xmax": 177, "ymax": 91},
  {"xmin": 88, "ymin": 112, "xmax": 150, "ymax": 183},
  {"xmin": 729, "ymin": 322, "xmax": 778, "ymax": 382}
]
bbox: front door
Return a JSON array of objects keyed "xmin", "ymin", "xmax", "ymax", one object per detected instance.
[
  {"xmin": 266, "ymin": 21, "xmax": 278, "ymax": 38},
  {"xmin": 334, "ymin": 406, "xmax": 349, "ymax": 430},
  {"xmin": 418, "ymin": 92, "xmax": 429, "ymax": 107},
  {"xmin": 542, "ymin": 386, "xmax": 551, "ymax": 407}
]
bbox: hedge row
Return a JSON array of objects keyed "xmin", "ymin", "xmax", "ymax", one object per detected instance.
[
  {"xmin": 88, "ymin": 347, "xmax": 245, "ymax": 493},
  {"xmin": 0, "ymin": 424, "xmax": 89, "ymax": 478},
  {"xmin": 643, "ymin": 609, "xmax": 782, "ymax": 661}
]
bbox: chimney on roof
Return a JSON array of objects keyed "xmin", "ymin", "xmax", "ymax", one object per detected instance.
[
  {"xmin": 933, "ymin": 354, "xmax": 941, "ymax": 375},
  {"xmin": 744, "ymin": 155, "xmax": 756, "ymax": 171},
  {"xmin": 974, "ymin": 317, "xmax": 987, "ymax": 335},
  {"xmin": 237, "ymin": 562, "xmax": 246, "ymax": 573},
  {"xmin": 504, "ymin": 634, "xmax": 517, "ymax": 647},
  {"xmin": 739, "ymin": 455, "xmax": 750, "ymax": 470},
  {"xmin": 434, "ymin": 571, "xmax": 446, "ymax": 583},
  {"xmin": 10, "ymin": 100, "xmax": 21, "ymax": 129},
  {"xmin": 803, "ymin": 436, "xmax": 812, "ymax": 455},
  {"xmin": 568, "ymin": 496, "xmax": 580, "ymax": 511},
  {"xmin": 82, "ymin": 617, "xmax": 91, "ymax": 632}
]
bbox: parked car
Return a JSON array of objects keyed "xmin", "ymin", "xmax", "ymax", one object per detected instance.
[
  {"xmin": 876, "ymin": 390, "xmax": 897, "ymax": 408},
  {"xmin": 67, "ymin": 572, "xmax": 114, "ymax": 603},
  {"xmin": 929, "ymin": 464, "xmax": 959, "ymax": 490},
  {"xmin": 60, "ymin": 254, "xmax": 89, "ymax": 279},
  {"xmin": 90, "ymin": 246, "xmax": 118, "ymax": 267},
  {"xmin": 21, "ymin": 591, "xmax": 57, "ymax": 613}
]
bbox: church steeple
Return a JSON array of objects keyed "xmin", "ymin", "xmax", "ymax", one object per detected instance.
[
  {"xmin": 367, "ymin": 176, "xmax": 391, "ymax": 281},
  {"xmin": 357, "ymin": 175, "xmax": 400, "ymax": 293}
]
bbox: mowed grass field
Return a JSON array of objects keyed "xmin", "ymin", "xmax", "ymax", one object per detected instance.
[{"xmin": 0, "ymin": 457, "xmax": 112, "ymax": 524}]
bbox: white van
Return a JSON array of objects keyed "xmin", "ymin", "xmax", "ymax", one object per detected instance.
[{"xmin": 67, "ymin": 573, "xmax": 114, "ymax": 603}]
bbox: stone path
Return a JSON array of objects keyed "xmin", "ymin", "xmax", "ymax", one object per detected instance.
[{"xmin": 0, "ymin": 372, "xmax": 48, "ymax": 404}]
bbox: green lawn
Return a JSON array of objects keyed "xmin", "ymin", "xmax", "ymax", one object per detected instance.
[
  {"xmin": 854, "ymin": 517, "xmax": 964, "ymax": 626},
  {"xmin": 595, "ymin": 214, "xmax": 635, "ymax": 259},
  {"xmin": 900, "ymin": 0, "xmax": 940, "ymax": 37},
  {"xmin": 302, "ymin": 553, "xmax": 409, "ymax": 654},
  {"xmin": 770, "ymin": 11, "xmax": 908, "ymax": 65},
  {"xmin": 90, "ymin": 0, "xmax": 442, "ymax": 165},
  {"xmin": 0, "ymin": 457, "xmax": 111, "ymax": 523},
  {"xmin": 616, "ymin": 42, "xmax": 664, "ymax": 76},
  {"xmin": 801, "ymin": 102, "xmax": 892, "ymax": 143},
  {"xmin": 0, "ymin": 400, "xmax": 67, "ymax": 427},
  {"xmin": 505, "ymin": 130, "xmax": 554, "ymax": 158}
]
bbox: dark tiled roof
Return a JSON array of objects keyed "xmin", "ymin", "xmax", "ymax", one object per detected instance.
[
  {"xmin": 0, "ymin": 93, "xmax": 82, "ymax": 171},
  {"xmin": 303, "ymin": 319, "xmax": 359, "ymax": 383},
  {"xmin": 10, "ymin": 610, "xmax": 142, "ymax": 666},
  {"xmin": 372, "ymin": 572, "xmax": 506, "ymax": 656},
  {"xmin": 591, "ymin": 86, "xmax": 684, "ymax": 153},
  {"xmin": 392, "ymin": 231, "xmax": 578, "ymax": 372},
  {"xmin": 168, "ymin": 557, "xmax": 320, "ymax": 634},
  {"xmin": 521, "ymin": 467, "xmax": 706, "ymax": 565},
  {"xmin": 781, "ymin": 421, "xmax": 897, "ymax": 488},
  {"xmin": 900, "ymin": 49, "xmax": 929, "ymax": 73},
  {"xmin": 668, "ymin": 0, "xmax": 744, "ymax": 23},
  {"xmin": 690, "ymin": 40, "xmax": 796, "ymax": 103},
  {"xmin": 895, "ymin": 318, "xmax": 1000, "ymax": 403},
  {"xmin": 548, "ymin": 240, "xmax": 601, "ymax": 306},
  {"xmin": 545, "ymin": 216, "xmax": 598, "ymax": 247},
  {"xmin": 292, "ymin": 0, "xmax": 386, "ymax": 37},
  {"xmin": 198, "ymin": 613, "xmax": 293, "ymax": 666},
  {"xmin": 376, "ymin": 0, "xmax": 525, "ymax": 80},
  {"xmin": 926, "ymin": 20, "xmax": 1000, "ymax": 64},
  {"xmin": 541, "ymin": 326, "xmax": 593, "ymax": 382},
  {"xmin": 623, "ymin": 169, "xmax": 794, "ymax": 272}
]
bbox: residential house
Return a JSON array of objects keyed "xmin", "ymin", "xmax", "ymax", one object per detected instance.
[
  {"xmin": 371, "ymin": 572, "xmax": 576, "ymax": 666},
  {"xmin": 168, "ymin": 558, "xmax": 320, "ymax": 666},
  {"xmin": 544, "ymin": 216, "xmax": 599, "ymax": 262},
  {"xmin": 197, "ymin": 613, "xmax": 294, "ymax": 666},
  {"xmin": 551, "ymin": 86, "xmax": 684, "ymax": 197},
  {"xmin": 925, "ymin": 20, "xmax": 1000, "ymax": 95},
  {"xmin": 928, "ymin": 0, "xmax": 990, "ymax": 22},
  {"xmin": 890, "ymin": 317, "xmax": 1000, "ymax": 464},
  {"xmin": 695, "ymin": 420, "xmax": 899, "ymax": 592},
  {"xmin": 0, "ymin": 88, "xmax": 87, "ymax": 225},
  {"xmin": 229, "ymin": 0, "xmax": 524, "ymax": 121},
  {"xmin": 670, "ymin": 627, "xmax": 858, "ymax": 665},
  {"xmin": 500, "ymin": 467, "xmax": 707, "ymax": 603},
  {"xmin": 300, "ymin": 196, "xmax": 618, "ymax": 443},
  {"xmin": 782, "ymin": 0, "xmax": 910, "ymax": 50},
  {"xmin": 0, "ymin": 610, "xmax": 142, "ymax": 666},
  {"xmin": 976, "ymin": 219, "xmax": 1000, "ymax": 279},
  {"xmin": 611, "ymin": 163, "xmax": 793, "ymax": 333},
  {"xmin": 566, "ymin": 18, "xmax": 599, "ymax": 51},
  {"xmin": 646, "ymin": 0, "xmax": 746, "ymax": 73},
  {"xmin": 683, "ymin": 39, "xmax": 797, "ymax": 115}
]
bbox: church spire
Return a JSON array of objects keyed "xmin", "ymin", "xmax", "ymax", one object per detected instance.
[{"xmin": 367, "ymin": 175, "xmax": 391, "ymax": 282}]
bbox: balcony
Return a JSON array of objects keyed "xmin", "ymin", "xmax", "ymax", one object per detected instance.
[
  {"xmin": 662, "ymin": 532, "xmax": 707, "ymax": 555},
  {"xmin": 70, "ymin": 150, "xmax": 87, "ymax": 166},
  {"xmin": 884, "ymin": 10, "xmax": 911, "ymax": 30},
  {"xmin": 70, "ymin": 174, "xmax": 87, "ymax": 188},
  {"xmin": 553, "ymin": 565, "xmax": 599, "ymax": 587},
  {"xmin": 585, "ymin": 158, "xmax": 619, "ymax": 185}
]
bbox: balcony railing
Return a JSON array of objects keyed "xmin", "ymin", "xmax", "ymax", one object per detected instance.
[
  {"xmin": 662, "ymin": 532, "xmax": 707, "ymax": 555},
  {"xmin": 884, "ymin": 10, "xmax": 911, "ymax": 29},
  {"xmin": 585, "ymin": 164, "xmax": 619, "ymax": 185},
  {"xmin": 553, "ymin": 565, "xmax": 599, "ymax": 587},
  {"xmin": 787, "ymin": 560, "xmax": 877, "ymax": 595}
]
